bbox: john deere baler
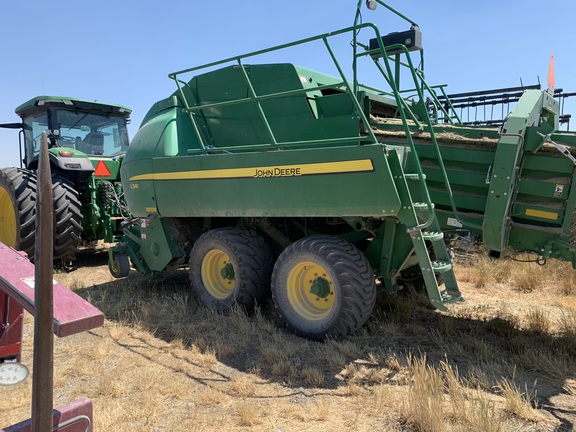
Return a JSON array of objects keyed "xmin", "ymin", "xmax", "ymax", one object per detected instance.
[{"xmin": 110, "ymin": 0, "xmax": 576, "ymax": 340}]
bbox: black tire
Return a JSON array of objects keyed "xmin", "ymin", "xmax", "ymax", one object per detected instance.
[
  {"xmin": 271, "ymin": 235, "xmax": 377, "ymax": 340},
  {"xmin": 189, "ymin": 228, "xmax": 272, "ymax": 311},
  {"xmin": 0, "ymin": 168, "xmax": 83, "ymax": 265},
  {"xmin": 109, "ymin": 253, "xmax": 130, "ymax": 278},
  {"xmin": 51, "ymin": 173, "xmax": 83, "ymax": 264},
  {"xmin": 0, "ymin": 168, "xmax": 37, "ymax": 257}
]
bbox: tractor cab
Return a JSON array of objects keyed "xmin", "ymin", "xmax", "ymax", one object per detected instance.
[{"xmin": 4, "ymin": 96, "xmax": 131, "ymax": 170}]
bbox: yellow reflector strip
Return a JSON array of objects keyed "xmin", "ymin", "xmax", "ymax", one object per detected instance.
[
  {"xmin": 129, "ymin": 159, "xmax": 374, "ymax": 181},
  {"xmin": 525, "ymin": 209, "xmax": 558, "ymax": 220},
  {"xmin": 145, "ymin": 207, "xmax": 157, "ymax": 213}
]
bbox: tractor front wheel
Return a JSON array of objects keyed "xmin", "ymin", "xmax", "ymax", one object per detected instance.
[
  {"xmin": 189, "ymin": 228, "xmax": 272, "ymax": 311},
  {"xmin": 271, "ymin": 235, "xmax": 377, "ymax": 340}
]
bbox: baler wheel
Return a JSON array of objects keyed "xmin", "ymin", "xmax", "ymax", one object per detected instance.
[
  {"xmin": 189, "ymin": 228, "xmax": 272, "ymax": 311},
  {"xmin": 0, "ymin": 168, "xmax": 37, "ymax": 257},
  {"xmin": 109, "ymin": 253, "xmax": 130, "ymax": 278},
  {"xmin": 271, "ymin": 235, "xmax": 376, "ymax": 340}
]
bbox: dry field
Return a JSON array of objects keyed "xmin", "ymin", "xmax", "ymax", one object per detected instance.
[{"xmin": 2, "ymin": 247, "xmax": 576, "ymax": 431}]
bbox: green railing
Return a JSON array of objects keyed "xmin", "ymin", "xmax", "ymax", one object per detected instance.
[
  {"xmin": 169, "ymin": 24, "xmax": 384, "ymax": 154},
  {"xmin": 168, "ymin": 9, "xmax": 470, "ymax": 229}
]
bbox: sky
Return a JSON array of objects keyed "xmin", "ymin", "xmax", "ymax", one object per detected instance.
[{"xmin": 1, "ymin": 0, "xmax": 575, "ymax": 168}]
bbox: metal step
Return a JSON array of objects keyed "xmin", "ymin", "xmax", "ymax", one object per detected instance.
[
  {"xmin": 413, "ymin": 202, "xmax": 434, "ymax": 211},
  {"xmin": 422, "ymin": 231, "xmax": 444, "ymax": 241},
  {"xmin": 408, "ymin": 224, "xmax": 462, "ymax": 311},
  {"xmin": 440, "ymin": 289, "xmax": 463, "ymax": 304},
  {"xmin": 404, "ymin": 173, "xmax": 426, "ymax": 180},
  {"xmin": 431, "ymin": 260, "xmax": 452, "ymax": 273}
]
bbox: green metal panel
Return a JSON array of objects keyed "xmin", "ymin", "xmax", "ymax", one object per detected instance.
[
  {"xmin": 412, "ymin": 143, "xmax": 492, "ymax": 214},
  {"xmin": 183, "ymin": 64, "xmax": 359, "ymax": 150},
  {"xmin": 137, "ymin": 218, "xmax": 185, "ymax": 272},
  {"xmin": 131, "ymin": 98, "xmax": 201, "ymax": 158},
  {"xmin": 364, "ymin": 217, "xmax": 415, "ymax": 291},
  {"xmin": 508, "ymin": 223, "xmax": 574, "ymax": 262},
  {"xmin": 516, "ymin": 178, "xmax": 570, "ymax": 200},
  {"xmin": 122, "ymin": 144, "xmax": 402, "ymax": 218}
]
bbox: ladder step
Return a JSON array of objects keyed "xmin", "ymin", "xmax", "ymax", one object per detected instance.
[
  {"xmin": 422, "ymin": 231, "xmax": 444, "ymax": 241},
  {"xmin": 413, "ymin": 202, "xmax": 434, "ymax": 211},
  {"xmin": 441, "ymin": 289, "xmax": 463, "ymax": 304},
  {"xmin": 431, "ymin": 260, "xmax": 452, "ymax": 273},
  {"xmin": 404, "ymin": 173, "xmax": 426, "ymax": 180}
]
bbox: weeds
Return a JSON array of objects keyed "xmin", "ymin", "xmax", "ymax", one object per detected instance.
[
  {"xmin": 525, "ymin": 307, "xmax": 551, "ymax": 333},
  {"xmin": 496, "ymin": 378, "xmax": 546, "ymax": 423},
  {"xmin": 403, "ymin": 354, "xmax": 446, "ymax": 432}
]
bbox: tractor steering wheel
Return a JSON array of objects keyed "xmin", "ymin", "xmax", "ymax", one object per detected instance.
[{"xmin": 59, "ymin": 135, "xmax": 77, "ymax": 147}]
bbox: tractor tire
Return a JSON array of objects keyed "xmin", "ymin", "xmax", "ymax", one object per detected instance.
[
  {"xmin": 51, "ymin": 173, "xmax": 83, "ymax": 264},
  {"xmin": 0, "ymin": 168, "xmax": 37, "ymax": 257},
  {"xmin": 271, "ymin": 235, "xmax": 377, "ymax": 340},
  {"xmin": 189, "ymin": 228, "xmax": 273, "ymax": 312},
  {"xmin": 109, "ymin": 253, "xmax": 131, "ymax": 278}
]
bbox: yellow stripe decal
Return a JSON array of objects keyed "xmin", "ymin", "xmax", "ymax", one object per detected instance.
[
  {"xmin": 525, "ymin": 209, "xmax": 558, "ymax": 220},
  {"xmin": 145, "ymin": 207, "xmax": 157, "ymax": 213},
  {"xmin": 129, "ymin": 159, "xmax": 374, "ymax": 181}
]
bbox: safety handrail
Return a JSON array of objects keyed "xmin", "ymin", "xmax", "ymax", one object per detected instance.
[
  {"xmin": 169, "ymin": 23, "xmax": 394, "ymax": 154},
  {"xmin": 169, "ymin": 20, "xmax": 472, "ymax": 230},
  {"xmin": 355, "ymin": 28, "xmax": 479, "ymax": 231}
]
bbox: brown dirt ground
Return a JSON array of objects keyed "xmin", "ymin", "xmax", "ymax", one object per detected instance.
[{"xmin": 1, "ymin": 248, "xmax": 575, "ymax": 431}]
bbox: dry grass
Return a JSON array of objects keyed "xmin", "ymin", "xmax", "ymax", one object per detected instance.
[
  {"xmin": 403, "ymin": 354, "xmax": 447, "ymax": 431},
  {"xmin": 2, "ymin": 249, "xmax": 575, "ymax": 431},
  {"xmin": 496, "ymin": 378, "xmax": 547, "ymax": 423}
]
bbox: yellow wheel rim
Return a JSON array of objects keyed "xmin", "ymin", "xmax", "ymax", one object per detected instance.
[
  {"xmin": 286, "ymin": 261, "xmax": 335, "ymax": 321},
  {"xmin": 201, "ymin": 249, "xmax": 235, "ymax": 300},
  {"xmin": 0, "ymin": 187, "xmax": 17, "ymax": 247},
  {"xmin": 111, "ymin": 257, "xmax": 121, "ymax": 274}
]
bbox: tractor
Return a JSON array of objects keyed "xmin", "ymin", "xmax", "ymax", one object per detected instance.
[{"xmin": 0, "ymin": 96, "xmax": 131, "ymax": 265}]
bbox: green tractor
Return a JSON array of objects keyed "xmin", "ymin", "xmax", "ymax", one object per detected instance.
[{"xmin": 0, "ymin": 96, "xmax": 131, "ymax": 265}]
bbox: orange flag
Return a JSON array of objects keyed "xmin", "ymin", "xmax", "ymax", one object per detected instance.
[{"xmin": 548, "ymin": 52, "xmax": 555, "ymax": 92}]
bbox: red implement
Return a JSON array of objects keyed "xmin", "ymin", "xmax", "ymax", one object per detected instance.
[
  {"xmin": 1, "ymin": 398, "xmax": 94, "ymax": 432},
  {"xmin": 0, "ymin": 244, "xmax": 104, "ymax": 342}
]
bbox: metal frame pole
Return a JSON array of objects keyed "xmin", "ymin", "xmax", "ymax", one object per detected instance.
[{"xmin": 31, "ymin": 131, "xmax": 54, "ymax": 431}]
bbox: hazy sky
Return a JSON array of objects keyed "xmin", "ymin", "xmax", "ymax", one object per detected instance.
[{"xmin": 1, "ymin": 0, "xmax": 575, "ymax": 168}]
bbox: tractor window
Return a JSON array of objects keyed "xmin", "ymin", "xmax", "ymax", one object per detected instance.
[
  {"xmin": 54, "ymin": 109, "xmax": 129, "ymax": 156},
  {"xmin": 22, "ymin": 112, "xmax": 48, "ymax": 162}
]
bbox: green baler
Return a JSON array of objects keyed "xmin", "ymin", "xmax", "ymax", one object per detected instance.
[{"xmin": 110, "ymin": 0, "xmax": 576, "ymax": 339}]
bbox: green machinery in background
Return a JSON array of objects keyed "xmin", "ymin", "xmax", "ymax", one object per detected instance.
[
  {"xmin": 0, "ymin": 97, "xmax": 131, "ymax": 265},
  {"xmin": 110, "ymin": 0, "xmax": 576, "ymax": 339}
]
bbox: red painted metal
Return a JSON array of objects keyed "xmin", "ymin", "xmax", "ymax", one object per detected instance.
[
  {"xmin": 0, "ymin": 397, "xmax": 94, "ymax": 432},
  {"xmin": 0, "ymin": 293, "xmax": 24, "ymax": 361},
  {"xmin": 0, "ymin": 244, "xmax": 104, "ymax": 338}
]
